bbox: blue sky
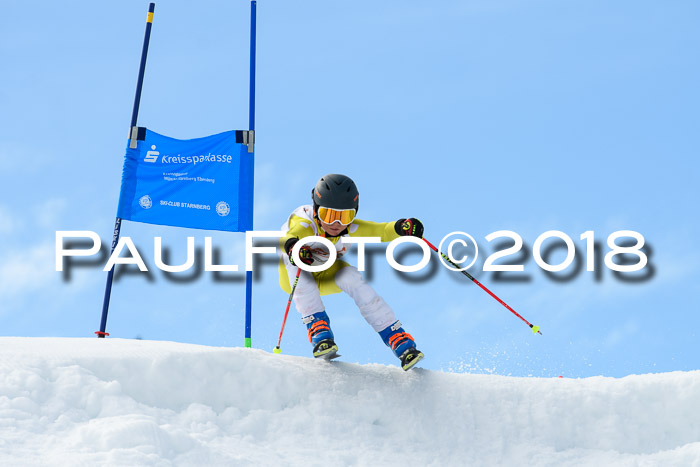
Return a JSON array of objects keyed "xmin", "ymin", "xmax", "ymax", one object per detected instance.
[{"xmin": 1, "ymin": 0, "xmax": 698, "ymax": 377}]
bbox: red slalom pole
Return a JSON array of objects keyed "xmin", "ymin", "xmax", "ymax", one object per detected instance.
[
  {"xmin": 274, "ymin": 267, "xmax": 302, "ymax": 353},
  {"xmin": 423, "ymin": 237, "xmax": 542, "ymax": 335}
]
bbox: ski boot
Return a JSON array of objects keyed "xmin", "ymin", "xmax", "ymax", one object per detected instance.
[
  {"xmin": 379, "ymin": 321, "xmax": 424, "ymax": 371},
  {"xmin": 303, "ymin": 311, "xmax": 338, "ymax": 359}
]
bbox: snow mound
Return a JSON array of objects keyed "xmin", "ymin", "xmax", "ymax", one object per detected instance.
[{"xmin": 0, "ymin": 337, "xmax": 699, "ymax": 466}]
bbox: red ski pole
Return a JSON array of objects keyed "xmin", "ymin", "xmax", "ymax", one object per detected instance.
[
  {"xmin": 274, "ymin": 267, "xmax": 302, "ymax": 354},
  {"xmin": 423, "ymin": 237, "xmax": 542, "ymax": 335}
]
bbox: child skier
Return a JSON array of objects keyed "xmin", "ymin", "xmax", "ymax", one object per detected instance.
[{"xmin": 279, "ymin": 173, "xmax": 425, "ymax": 371}]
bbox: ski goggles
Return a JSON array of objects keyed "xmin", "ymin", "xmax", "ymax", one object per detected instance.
[{"xmin": 316, "ymin": 206, "xmax": 357, "ymax": 226}]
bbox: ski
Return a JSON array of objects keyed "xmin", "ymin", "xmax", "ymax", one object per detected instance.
[{"xmin": 319, "ymin": 352, "xmax": 341, "ymax": 361}]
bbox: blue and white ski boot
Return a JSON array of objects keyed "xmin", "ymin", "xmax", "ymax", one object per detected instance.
[
  {"xmin": 303, "ymin": 311, "xmax": 339, "ymax": 359},
  {"xmin": 379, "ymin": 321, "xmax": 424, "ymax": 371}
]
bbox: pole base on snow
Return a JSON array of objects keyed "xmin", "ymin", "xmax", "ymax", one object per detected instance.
[
  {"xmin": 95, "ymin": 331, "xmax": 110, "ymax": 338},
  {"xmin": 273, "ymin": 346, "xmax": 281, "ymax": 354}
]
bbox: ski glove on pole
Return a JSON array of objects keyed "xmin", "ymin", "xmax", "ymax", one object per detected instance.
[
  {"xmin": 395, "ymin": 218, "xmax": 424, "ymax": 238},
  {"xmin": 284, "ymin": 237, "xmax": 314, "ymax": 266}
]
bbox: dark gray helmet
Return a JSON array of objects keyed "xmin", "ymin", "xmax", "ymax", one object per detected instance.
[{"xmin": 311, "ymin": 174, "xmax": 359, "ymax": 212}]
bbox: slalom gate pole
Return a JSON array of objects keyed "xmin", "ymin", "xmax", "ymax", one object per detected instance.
[
  {"xmin": 97, "ymin": 3, "xmax": 156, "ymax": 338},
  {"xmin": 243, "ymin": 0, "xmax": 257, "ymax": 348},
  {"xmin": 422, "ymin": 237, "xmax": 542, "ymax": 335},
  {"xmin": 273, "ymin": 267, "xmax": 301, "ymax": 354}
]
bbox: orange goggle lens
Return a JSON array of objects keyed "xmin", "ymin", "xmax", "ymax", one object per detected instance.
[{"xmin": 317, "ymin": 207, "xmax": 356, "ymax": 225}]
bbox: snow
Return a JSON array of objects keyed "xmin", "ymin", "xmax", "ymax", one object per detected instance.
[{"xmin": 0, "ymin": 338, "xmax": 699, "ymax": 466}]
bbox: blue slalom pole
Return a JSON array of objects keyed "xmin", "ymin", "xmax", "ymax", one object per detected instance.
[
  {"xmin": 243, "ymin": 0, "xmax": 257, "ymax": 348},
  {"xmin": 249, "ymin": 1, "xmax": 257, "ymax": 131},
  {"xmin": 97, "ymin": 3, "xmax": 155, "ymax": 338}
]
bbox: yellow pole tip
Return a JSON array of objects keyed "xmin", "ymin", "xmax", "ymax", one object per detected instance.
[
  {"xmin": 531, "ymin": 325, "xmax": 540, "ymax": 334},
  {"xmin": 273, "ymin": 347, "xmax": 281, "ymax": 354}
]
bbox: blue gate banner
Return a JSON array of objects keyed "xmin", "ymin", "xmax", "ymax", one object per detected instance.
[{"xmin": 117, "ymin": 129, "xmax": 254, "ymax": 232}]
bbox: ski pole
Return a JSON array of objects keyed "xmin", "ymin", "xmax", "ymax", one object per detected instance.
[
  {"xmin": 423, "ymin": 237, "xmax": 542, "ymax": 335},
  {"xmin": 274, "ymin": 267, "xmax": 302, "ymax": 353}
]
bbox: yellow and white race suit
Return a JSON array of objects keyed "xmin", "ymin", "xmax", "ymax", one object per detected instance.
[{"xmin": 278, "ymin": 205, "xmax": 401, "ymax": 331}]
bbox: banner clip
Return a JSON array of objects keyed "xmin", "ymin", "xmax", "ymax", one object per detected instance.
[
  {"xmin": 239, "ymin": 130, "xmax": 255, "ymax": 153},
  {"xmin": 129, "ymin": 126, "xmax": 139, "ymax": 149},
  {"xmin": 129, "ymin": 126, "xmax": 147, "ymax": 149}
]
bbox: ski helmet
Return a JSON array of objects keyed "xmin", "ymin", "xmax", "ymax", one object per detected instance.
[{"xmin": 311, "ymin": 174, "xmax": 359, "ymax": 213}]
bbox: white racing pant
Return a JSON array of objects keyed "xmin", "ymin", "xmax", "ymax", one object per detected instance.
[{"xmin": 283, "ymin": 255, "xmax": 397, "ymax": 332}]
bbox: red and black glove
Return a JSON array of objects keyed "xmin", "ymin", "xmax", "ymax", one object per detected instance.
[
  {"xmin": 284, "ymin": 237, "xmax": 314, "ymax": 266},
  {"xmin": 394, "ymin": 218, "xmax": 424, "ymax": 238}
]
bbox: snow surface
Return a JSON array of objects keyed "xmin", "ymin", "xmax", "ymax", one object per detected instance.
[{"xmin": 0, "ymin": 338, "xmax": 699, "ymax": 466}]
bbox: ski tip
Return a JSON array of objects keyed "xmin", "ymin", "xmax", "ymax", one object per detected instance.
[{"xmin": 316, "ymin": 350, "xmax": 341, "ymax": 361}]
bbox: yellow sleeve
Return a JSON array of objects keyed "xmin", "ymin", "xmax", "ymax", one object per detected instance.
[
  {"xmin": 350, "ymin": 219, "xmax": 400, "ymax": 242},
  {"xmin": 280, "ymin": 214, "xmax": 316, "ymax": 249}
]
